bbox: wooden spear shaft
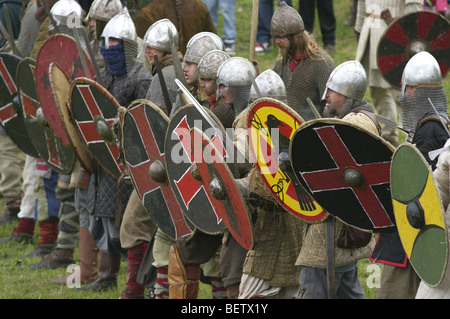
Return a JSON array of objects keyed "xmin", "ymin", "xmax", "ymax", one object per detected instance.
[{"xmin": 249, "ymin": 0, "xmax": 259, "ymax": 62}]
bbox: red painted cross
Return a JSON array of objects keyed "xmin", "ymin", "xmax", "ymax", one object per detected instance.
[
  {"xmin": 74, "ymin": 84, "xmax": 125, "ymax": 175},
  {"xmin": 172, "ymin": 115, "xmax": 223, "ymax": 224},
  {"xmin": 127, "ymin": 104, "xmax": 192, "ymax": 238},
  {"xmin": 301, "ymin": 125, "xmax": 394, "ymax": 228},
  {"xmin": 0, "ymin": 57, "xmax": 17, "ymax": 95}
]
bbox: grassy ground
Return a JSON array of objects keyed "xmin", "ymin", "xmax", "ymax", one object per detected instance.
[{"xmin": 1, "ymin": 0, "xmax": 448, "ymax": 300}]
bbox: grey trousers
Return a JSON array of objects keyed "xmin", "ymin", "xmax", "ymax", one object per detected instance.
[{"xmin": 298, "ymin": 266, "xmax": 365, "ymax": 299}]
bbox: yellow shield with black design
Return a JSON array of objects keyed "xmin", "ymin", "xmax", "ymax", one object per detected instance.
[
  {"xmin": 391, "ymin": 142, "xmax": 448, "ymax": 287},
  {"xmin": 247, "ymin": 98, "xmax": 327, "ymax": 223}
]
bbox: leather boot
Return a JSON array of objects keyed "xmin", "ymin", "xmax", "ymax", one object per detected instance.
[
  {"xmin": 81, "ymin": 252, "xmax": 120, "ymax": 291},
  {"xmin": 29, "ymin": 248, "xmax": 74, "ymax": 269},
  {"xmin": 23, "ymin": 241, "xmax": 56, "ymax": 258},
  {"xmin": 50, "ymin": 228, "xmax": 99, "ymax": 285},
  {"xmin": 0, "ymin": 195, "xmax": 22, "ymax": 224},
  {"xmin": 168, "ymin": 245, "xmax": 200, "ymax": 299}
]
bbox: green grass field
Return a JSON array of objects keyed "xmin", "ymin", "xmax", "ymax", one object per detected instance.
[{"xmin": 0, "ymin": 0, "xmax": 448, "ymax": 300}]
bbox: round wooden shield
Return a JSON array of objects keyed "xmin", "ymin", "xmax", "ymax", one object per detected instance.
[
  {"xmin": 36, "ymin": 34, "xmax": 95, "ymax": 146},
  {"xmin": 0, "ymin": 52, "xmax": 39, "ymax": 157},
  {"xmin": 290, "ymin": 118, "xmax": 396, "ymax": 233},
  {"xmin": 165, "ymin": 104, "xmax": 230, "ymax": 234},
  {"xmin": 190, "ymin": 127, "xmax": 254, "ymax": 249},
  {"xmin": 377, "ymin": 11, "xmax": 450, "ymax": 88},
  {"xmin": 69, "ymin": 77, "xmax": 128, "ymax": 180},
  {"xmin": 16, "ymin": 57, "xmax": 75, "ymax": 174},
  {"xmin": 391, "ymin": 142, "xmax": 447, "ymax": 287},
  {"xmin": 122, "ymin": 100, "xmax": 194, "ymax": 239},
  {"xmin": 49, "ymin": 62, "xmax": 94, "ymax": 173},
  {"xmin": 247, "ymin": 98, "xmax": 328, "ymax": 223}
]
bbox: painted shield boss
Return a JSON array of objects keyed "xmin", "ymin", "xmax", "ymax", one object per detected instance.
[
  {"xmin": 391, "ymin": 142, "xmax": 447, "ymax": 287},
  {"xmin": 0, "ymin": 52, "xmax": 39, "ymax": 157},
  {"xmin": 290, "ymin": 118, "xmax": 396, "ymax": 233},
  {"xmin": 190, "ymin": 127, "xmax": 253, "ymax": 249},
  {"xmin": 17, "ymin": 57, "xmax": 75, "ymax": 174},
  {"xmin": 36, "ymin": 34, "xmax": 94, "ymax": 145},
  {"xmin": 122, "ymin": 100, "xmax": 194, "ymax": 239},
  {"xmin": 377, "ymin": 11, "xmax": 450, "ymax": 88},
  {"xmin": 69, "ymin": 77, "xmax": 128, "ymax": 180},
  {"xmin": 247, "ymin": 98, "xmax": 328, "ymax": 223},
  {"xmin": 165, "ymin": 104, "xmax": 231, "ymax": 234}
]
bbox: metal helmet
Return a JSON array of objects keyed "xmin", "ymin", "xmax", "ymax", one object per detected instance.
[
  {"xmin": 216, "ymin": 57, "xmax": 257, "ymax": 116},
  {"xmin": 249, "ymin": 69, "xmax": 287, "ymax": 102},
  {"xmin": 197, "ymin": 49, "xmax": 230, "ymax": 80},
  {"xmin": 89, "ymin": 0, "xmax": 123, "ymax": 22},
  {"xmin": 401, "ymin": 51, "xmax": 442, "ymax": 96},
  {"xmin": 184, "ymin": 35, "xmax": 222, "ymax": 65},
  {"xmin": 322, "ymin": 60, "xmax": 367, "ymax": 101},
  {"xmin": 271, "ymin": 1, "xmax": 305, "ymax": 38},
  {"xmin": 101, "ymin": 10, "xmax": 137, "ymax": 49},
  {"xmin": 49, "ymin": 0, "xmax": 83, "ymax": 31},
  {"xmin": 186, "ymin": 32, "xmax": 224, "ymax": 51},
  {"xmin": 142, "ymin": 19, "xmax": 179, "ymax": 53}
]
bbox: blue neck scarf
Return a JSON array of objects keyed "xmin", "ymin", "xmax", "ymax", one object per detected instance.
[{"xmin": 100, "ymin": 41, "xmax": 127, "ymax": 76}]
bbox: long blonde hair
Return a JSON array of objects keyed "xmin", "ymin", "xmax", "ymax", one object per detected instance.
[{"xmin": 280, "ymin": 31, "xmax": 328, "ymax": 64}]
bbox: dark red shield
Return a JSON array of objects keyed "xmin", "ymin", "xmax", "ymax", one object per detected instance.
[
  {"xmin": 291, "ymin": 119, "xmax": 396, "ymax": 233},
  {"xmin": 122, "ymin": 100, "xmax": 194, "ymax": 239},
  {"xmin": 0, "ymin": 52, "xmax": 39, "ymax": 157},
  {"xmin": 69, "ymin": 77, "xmax": 128, "ymax": 180},
  {"xmin": 190, "ymin": 127, "xmax": 253, "ymax": 249},
  {"xmin": 49, "ymin": 62, "xmax": 94, "ymax": 173},
  {"xmin": 17, "ymin": 57, "xmax": 75, "ymax": 174},
  {"xmin": 165, "ymin": 105, "xmax": 231, "ymax": 234},
  {"xmin": 36, "ymin": 34, "xmax": 94, "ymax": 145},
  {"xmin": 377, "ymin": 11, "xmax": 450, "ymax": 88}
]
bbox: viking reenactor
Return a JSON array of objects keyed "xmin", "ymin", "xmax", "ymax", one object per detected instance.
[
  {"xmin": 142, "ymin": 18, "xmax": 182, "ymax": 117},
  {"xmin": 166, "ymin": 39, "xmax": 232, "ymax": 300},
  {"xmin": 0, "ymin": 1, "xmax": 59, "ymax": 256},
  {"xmin": 134, "ymin": 0, "xmax": 217, "ymax": 55},
  {"xmin": 170, "ymin": 32, "xmax": 223, "ymax": 117},
  {"xmin": 296, "ymin": 60, "xmax": 377, "ymax": 299},
  {"xmin": 372, "ymin": 51, "xmax": 449, "ymax": 299},
  {"xmin": 354, "ymin": 0, "xmax": 423, "ymax": 147},
  {"xmin": 50, "ymin": 0, "xmax": 124, "ymax": 287},
  {"xmin": 231, "ymin": 68, "xmax": 305, "ymax": 299},
  {"xmin": 80, "ymin": 10, "xmax": 153, "ymax": 294},
  {"xmin": 270, "ymin": 1, "xmax": 335, "ymax": 122},
  {"xmin": 29, "ymin": 0, "xmax": 86, "ymax": 271}
]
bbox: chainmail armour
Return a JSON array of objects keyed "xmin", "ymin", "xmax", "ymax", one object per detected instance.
[
  {"xmin": 88, "ymin": 59, "xmax": 152, "ymax": 218},
  {"xmin": 399, "ymin": 84, "xmax": 449, "ymax": 139},
  {"xmin": 272, "ymin": 53, "xmax": 335, "ymax": 121}
]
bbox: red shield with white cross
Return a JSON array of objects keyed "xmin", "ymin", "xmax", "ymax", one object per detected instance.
[
  {"xmin": 165, "ymin": 105, "xmax": 232, "ymax": 234},
  {"xmin": 122, "ymin": 101, "xmax": 194, "ymax": 239},
  {"xmin": 69, "ymin": 77, "xmax": 127, "ymax": 180},
  {"xmin": 291, "ymin": 119, "xmax": 396, "ymax": 233},
  {"xmin": 17, "ymin": 57, "xmax": 75, "ymax": 174},
  {"xmin": 0, "ymin": 52, "xmax": 39, "ymax": 158},
  {"xmin": 190, "ymin": 127, "xmax": 253, "ymax": 249},
  {"xmin": 36, "ymin": 34, "xmax": 94, "ymax": 146}
]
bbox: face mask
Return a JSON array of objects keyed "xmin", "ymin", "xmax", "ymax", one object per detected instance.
[{"xmin": 100, "ymin": 41, "xmax": 127, "ymax": 76}]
